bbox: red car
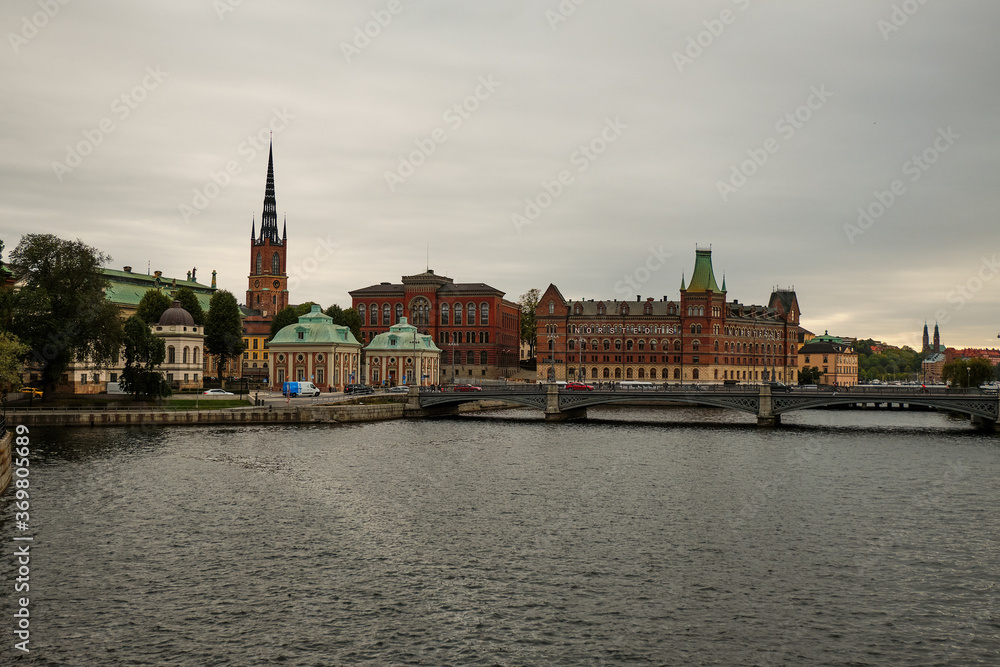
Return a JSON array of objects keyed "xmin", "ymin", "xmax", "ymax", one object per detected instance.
[
  {"xmin": 453, "ymin": 384, "xmax": 482, "ymax": 392},
  {"xmin": 564, "ymin": 382, "xmax": 594, "ymax": 391}
]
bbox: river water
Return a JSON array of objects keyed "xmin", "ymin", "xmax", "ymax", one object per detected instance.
[{"xmin": 2, "ymin": 407, "xmax": 999, "ymax": 665}]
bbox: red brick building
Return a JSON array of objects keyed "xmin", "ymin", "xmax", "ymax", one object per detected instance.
[
  {"xmin": 349, "ymin": 270, "xmax": 519, "ymax": 381},
  {"xmin": 536, "ymin": 247, "xmax": 803, "ymax": 384}
]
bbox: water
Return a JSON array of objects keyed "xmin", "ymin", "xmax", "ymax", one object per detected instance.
[{"xmin": 2, "ymin": 407, "xmax": 999, "ymax": 665}]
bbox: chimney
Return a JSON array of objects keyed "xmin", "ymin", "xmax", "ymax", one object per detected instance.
[
  {"xmin": 192, "ymin": 267, "xmax": 197, "ymax": 281},
  {"xmin": 211, "ymin": 270, "xmax": 217, "ymax": 288},
  {"xmin": 636, "ymin": 295, "xmax": 640, "ymax": 301}
]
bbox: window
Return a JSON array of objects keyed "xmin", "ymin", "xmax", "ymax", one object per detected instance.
[
  {"xmin": 597, "ymin": 302, "xmax": 606, "ymax": 315},
  {"xmin": 411, "ymin": 297, "xmax": 430, "ymax": 326},
  {"xmin": 255, "ymin": 252, "xmax": 262, "ymax": 275},
  {"xmin": 626, "ymin": 368, "xmax": 634, "ymax": 379},
  {"xmin": 358, "ymin": 304, "xmax": 366, "ymax": 323},
  {"xmin": 396, "ymin": 303, "xmax": 403, "ymax": 323},
  {"xmin": 693, "ymin": 369, "xmax": 700, "ymax": 380},
  {"xmin": 183, "ymin": 347, "xmax": 189, "ymax": 363},
  {"xmin": 369, "ymin": 303, "xmax": 378, "ymax": 325},
  {"xmin": 674, "ymin": 340, "xmax": 681, "ymax": 351},
  {"xmin": 272, "ymin": 252, "xmax": 280, "ymax": 275},
  {"xmin": 467, "ymin": 351, "xmax": 475, "ymax": 365},
  {"xmin": 674, "ymin": 368, "xmax": 680, "ymax": 379},
  {"xmin": 253, "ymin": 339, "xmax": 259, "ymax": 350},
  {"xmin": 480, "ymin": 302, "xmax": 489, "ymax": 325},
  {"xmin": 454, "ymin": 303, "xmax": 463, "ymax": 325},
  {"xmin": 480, "ymin": 351, "xmax": 488, "ymax": 365},
  {"xmin": 626, "ymin": 340, "xmax": 633, "ymax": 351},
  {"xmin": 603, "ymin": 368, "xmax": 610, "ymax": 378},
  {"xmin": 548, "ymin": 301, "xmax": 555, "ymax": 314},
  {"xmin": 168, "ymin": 346, "xmax": 175, "ymax": 363},
  {"xmin": 318, "ymin": 368, "xmax": 324, "ymax": 384},
  {"xmin": 468, "ymin": 303, "xmax": 476, "ymax": 325},
  {"xmin": 382, "ymin": 304, "xmax": 390, "ymax": 326},
  {"xmin": 441, "ymin": 303, "xmax": 449, "ymax": 325}
]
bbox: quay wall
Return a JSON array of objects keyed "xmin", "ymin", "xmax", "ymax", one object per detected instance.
[
  {"xmin": 6, "ymin": 400, "xmax": 512, "ymax": 429},
  {"xmin": 0, "ymin": 428, "xmax": 10, "ymax": 496}
]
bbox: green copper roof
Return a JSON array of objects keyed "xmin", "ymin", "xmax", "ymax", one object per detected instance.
[
  {"xmin": 101, "ymin": 268, "xmax": 215, "ymax": 312},
  {"xmin": 686, "ymin": 249, "xmax": 722, "ymax": 293},
  {"xmin": 271, "ymin": 305, "xmax": 361, "ymax": 345},
  {"xmin": 365, "ymin": 317, "xmax": 441, "ymax": 353},
  {"xmin": 811, "ymin": 330, "xmax": 846, "ymax": 344}
]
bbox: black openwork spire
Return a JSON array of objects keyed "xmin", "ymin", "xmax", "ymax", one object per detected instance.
[{"xmin": 258, "ymin": 140, "xmax": 280, "ymax": 244}]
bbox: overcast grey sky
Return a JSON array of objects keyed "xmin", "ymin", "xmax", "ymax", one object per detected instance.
[{"xmin": 3, "ymin": 1, "xmax": 999, "ymax": 348}]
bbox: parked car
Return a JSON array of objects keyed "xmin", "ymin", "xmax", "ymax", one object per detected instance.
[
  {"xmin": 564, "ymin": 382, "xmax": 594, "ymax": 391},
  {"xmin": 766, "ymin": 382, "xmax": 792, "ymax": 392},
  {"xmin": 23, "ymin": 387, "xmax": 44, "ymax": 398},
  {"xmin": 345, "ymin": 384, "xmax": 374, "ymax": 395},
  {"xmin": 203, "ymin": 388, "xmax": 235, "ymax": 395},
  {"xmin": 387, "ymin": 385, "xmax": 411, "ymax": 393},
  {"xmin": 453, "ymin": 384, "xmax": 482, "ymax": 392}
]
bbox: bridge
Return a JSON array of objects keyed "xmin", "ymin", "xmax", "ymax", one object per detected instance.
[{"xmin": 407, "ymin": 384, "xmax": 1000, "ymax": 428}]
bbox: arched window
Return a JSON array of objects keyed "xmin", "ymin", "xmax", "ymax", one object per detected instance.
[
  {"xmin": 168, "ymin": 346, "xmax": 175, "ymax": 364},
  {"xmin": 626, "ymin": 368, "xmax": 634, "ymax": 379},
  {"xmin": 637, "ymin": 368, "xmax": 645, "ymax": 379},
  {"xmin": 255, "ymin": 253, "xmax": 262, "ymax": 275},
  {"xmin": 591, "ymin": 368, "xmax": 598, "ymax": 379},
  {"xmin": 696, "ymin": 324, "xmax": 702, "ymax": 334},
  {"xmin": 574, "ymin": 304, "xmax": 582, "ymax": 315},
  {"xmin": 480, "ymin": 351, "xmax": 488, "ymax": 365},
  {"xmin": 382, "ymin": 304, "xmax": 390, "ymax": 326},
  {"xmin": 193, "ymin": 348, "xmax": 199, "ymax": 364},
  {"xmin": 568, "ymin": 339, "xmax": 575, "ymax": 350},
  {"xmin": 626, "ymin": 340, "xmax": 633, "ymax": 351},
  {"xmin": 358, "ymin": 304, "xmax": 366, "ymax": 323},
  {"xmin": 673, "ymin": 368, "xmax": 680, "ymax": 379},
  {"xmin": 650, "ymin": 368, "xmax": 657, "ymax": 379},
  {"xmin": 650, "ymin": 339, "xmax": 657, "ymax": 351},
  {"xmin": 441, "ymin": 303, "xmax": 449, "ymax": 325},
  {"xmin": 271, "ymin": 252, "xmax": 280, "ymax": 275},
  {"xmin": 674, "ymin": 340, "xmax": 681, "ymax": 351},
  {"xmin": 692, "ymin": 340, "xmax": 700, "ymax": 352},
  {"xmin": 614, "ymin": 368, "xmax": 622, "ymax": 379},
  {"xmin": 468, "ymin": 303, "xmax": 476, "ymax": 324},
  {"xmin": 644, "ymin": 302, "xmax": 652, "ymax": 315},
  {"xmin": 637, "ymin": 340, "xmax": 645, "ymax": 351},
  {"xmin": 467, "ymin": 351, "xmax": 475, "ymax": 365},
  {"xmin": 396, "ymin": 303, "xmax": 403, "ymax": 323},
  {"xmin": 454, "ymin": 303, "xmax": 463, "ymax": 325},
  {"xmin": 480, "ymin": 303, "xmax": 489, "ymax": 325},
  {"xmin": 484, "ymin": 331, "xmax": 489, "ymax": 344},
  {"xmin": 714, "ymin": 341, "xmax": 719, "ymax": 352},
  {"xmin": 615, "ymin": 340, "xmax": 622, "ymax": 351},
  {"xmin": 692, "ymin": 369, "xmax": 700, "ymax": 380},
  {"xmin": 687, "ymin": 306, "xmax": 692, "ymax": 316},
  {"xmin": 548, "ymin": 301, "xmax": 555, "ymax": 314},
  {"xmin": 621, "ymin": 303, "xmax": 629, "ymax": 316},
  {"xmin": 369, "ymin": 303, "xmax": 378, "ymax": 325},
  {"xmin": 690, "ymin": 324, "xmax": 697, "ymax": 334},
  {"xmin": 603, "ymin": 340, "xmax": 610, "ymax": 351},
  {"xmin": 183, "ymin": 347, "xmax": 189, "ymax": 363},
  {"xmin": 603, "ymin": 367, "xmax": 610, "ymax": 378}
]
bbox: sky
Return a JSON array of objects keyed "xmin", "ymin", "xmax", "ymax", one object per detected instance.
[{"xmin": 2, "ymin": 1, "xmax": 999, "ymax": 350}]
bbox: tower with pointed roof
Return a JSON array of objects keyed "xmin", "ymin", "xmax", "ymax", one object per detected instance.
[
  {"xmin": 933, "ymin": 322, "xmax": 940, "ymax": 353},
  {"xmin": 243, "ymin": 141, "xmax": 290, "ymax": 380},
  {"xmin": 922, "ymin": 322, "xmax": 930, "ymax": 352}
]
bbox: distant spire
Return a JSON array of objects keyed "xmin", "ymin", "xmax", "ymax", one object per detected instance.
[
  {"xmin": 680, "ymin": 271, "xmax": 686, "ymax": 291},
  {"xmin": 251, "ymin": 214, "xmax": 256, "ymax": 240},
  {"xmin": 282, "ymin": 215, "xmax": 287, "ymax": 240},
  {"xmin": 721, "ymin": 274, "xmax": 726, "ymax": 292}
]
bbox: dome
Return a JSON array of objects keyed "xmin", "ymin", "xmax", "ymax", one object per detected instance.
[{"xmin": 158, "ymin": 300, "xmax": 195, "ymax": 326}]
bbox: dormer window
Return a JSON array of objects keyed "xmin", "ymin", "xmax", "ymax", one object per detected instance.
[{"xmin": 297, "ymin": 332, "xmax": 304, "ymax": 340}]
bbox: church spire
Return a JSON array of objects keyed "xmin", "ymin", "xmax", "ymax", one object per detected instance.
[
  {"xmin": 258, "ymin": 140, "xmax": 279, "ymax": 244},
  {"xmin": 282, "ymin": 215, "xmax": 287, "ymax": 240},
  {"xmin": 251, "ymin": 214, "xmax": 256, "ymax": 240}
]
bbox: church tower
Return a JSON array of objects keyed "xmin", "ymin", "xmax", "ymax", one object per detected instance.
[
  {"xmin": 933, "ymin": 322, "xmax": 940, "ymax": 353},
  {"xmin": 922, "ymin": 322, "xmax": 930, "ymax": 353},
  {"xmin": 246, "ymin": 141, "xmax": 289, "ymax": 320}
]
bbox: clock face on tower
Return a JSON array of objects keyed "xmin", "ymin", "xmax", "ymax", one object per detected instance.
[
  {"xmin": 254, "ymin": 279, "xmax": 260, "ymax": 288},
  {"xmin": 273, "ymin": 280, "xmax": 280, "ymax": 289}
]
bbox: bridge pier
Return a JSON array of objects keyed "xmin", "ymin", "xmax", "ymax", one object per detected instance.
[
  {"xmin": 757, "ymin": 386, "xmax": 781, "ymax": 427},
  {"xmin": 970, "ymin": 414, "xmax": 996, "ymax": 432},
  {"xmin": 544, "ymin": 384, "xmax": 587, "ymax": 421}
]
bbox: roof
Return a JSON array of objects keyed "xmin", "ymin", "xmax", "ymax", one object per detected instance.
[
  {"xmin": 686, "ymin": 248, "xmax": 722, "ymax": 293},
  {"xmin": 158, "ymin": 301, "xmax": 194, "ymax": 326},
  {"xmin": 365, "ymin": 317, "xmax": 441, "ymax": 353},
  {"xmin": 270, "ymin": 305, "xmax": 360, "ymax": 346},
  {"xmin": 101, "ymin": 268, "xmax": 215, "ymax": 312},
  {"xmin": 799, "ymin": 340, "xmax": 853, "ymax": 354},
  {"xmin": 923, "ymin": 353, "xmax": 946, "ymax": 363}
]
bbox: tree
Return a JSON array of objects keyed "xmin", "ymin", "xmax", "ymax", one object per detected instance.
[
  {"xmin": 324, "ymin": 304, "xmax": 363, "ymax": 342},
  {"xmin": 118, "ymin": 315, "xmax": 170, "ymax": 399},
  {"xmin": 204, "ymin": 290, "xmax": 245, "ymax": 379},
  {"xmin": 270, "ymin": 304, "xmax": 305, "ymax": 340},
  {"xmin": 0, "ymin": 332, "xmax": 30, "ymax": 407},
  {"xmin": 519, "ymin": 288, "xmax": 540, "ymax": 357},
  {"xmin": 135, "ymin": 289, "xmax": 173, "ymax": 324},
  {"xmin": 173, "ymin": 287, "xmax": 205, "ymax": 325},
  {"xmin": 799, "ymin": 366, "xmax": 822, "ymax": 384},
  {"xmin": 942, "ymin": 358, "xmax": 995, "ymax": 387},
  {"xmin": 8, "ymin": 234, "xmax": 123, "ymax": 395}
]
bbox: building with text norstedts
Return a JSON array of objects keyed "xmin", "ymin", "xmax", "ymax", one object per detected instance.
[
  {"xmin": 268, "ymin": 305, "xmax": 361, "ymax": 392},
  {"xmin": 535, "ymin": 247, "xmax": 803, "ymax": 384},
  {"xmin": 363, "ymin": 317, "xmax": 442, "ymax": 387},
  {"xmin": 349, "ymin": 270, "xmax": 519, "ymax": 381}
]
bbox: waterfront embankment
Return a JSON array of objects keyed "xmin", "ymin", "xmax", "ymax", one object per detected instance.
[
  {"xmin": 5, "ymin": 399, "xmax": 512, "ymax": 428},
  {"xmin": 0, "ymin": 424, "xmax": 11, "ymax": 495}
]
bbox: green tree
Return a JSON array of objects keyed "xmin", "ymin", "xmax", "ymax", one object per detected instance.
[
  {"xmin": 8, "ymin": 234, "xmax": 123, "ymax": 395},
  {"xmin": 942, "ymin": 358, "xmax": 994, "ymax": 387},
  {"xmin": 799, "ymin": 366, "xmax": 822, "ymax": 384},
  {"xmin": 270, "ymin": 304, "xmax": 306, "ymax": 340},
  {"xmin": 119, "ymin": 315, "xmax": 170, "ymax": 399},
  {"xmin": 519, "ymin": 288, "xmax": 540, "ymax": 358},
  {"xmin": 135, "ymin": 289, "xmax": 173, "ymax": 324},
  {"xmin": 324, "ymin": 304, "xmax": 363, "ymax": 342},
  {"xmin": 204, "ymin": 290, "xmax": 245, "ymax": 379},
  {"xmin": 0, "ymin": 332, "xmax": 30, "ymax": 409},
  {"xmin": 173, "ymin": 287, "xmax": 205, "ymax": 325}
]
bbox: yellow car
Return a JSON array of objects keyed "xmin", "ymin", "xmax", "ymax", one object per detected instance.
[{"xmin": 23, "ymin": 387, "xmax": 43, "ymax": 398}]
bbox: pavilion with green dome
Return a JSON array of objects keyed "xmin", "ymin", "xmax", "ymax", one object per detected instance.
[{"xmin": 364, "ymin": 317, "xmax": 441, "ymax": 387}]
